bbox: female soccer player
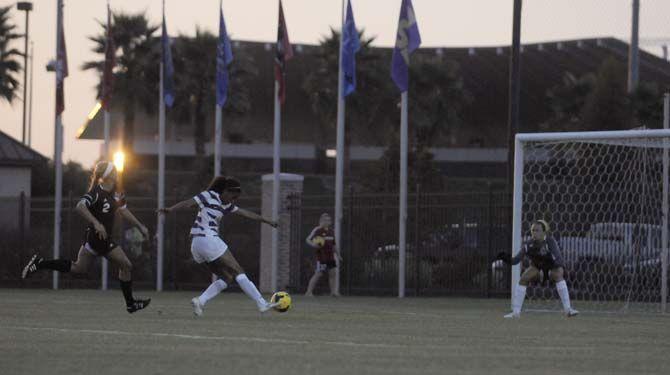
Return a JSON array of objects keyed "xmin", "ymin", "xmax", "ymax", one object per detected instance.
[
  {"xmin": 304, "ymin": 213, "xmax": 341, "ymax": 297},
  {"xmin": 499, "ymin": 219, "xmax": 579, "ymax": 318},
  {"xmin": 158, "ymin": 176, "xmax": 279, "ymax": 316},
  {"xmin": 22, "ymin": 161, "xmax": 151, "ymax": 313}
]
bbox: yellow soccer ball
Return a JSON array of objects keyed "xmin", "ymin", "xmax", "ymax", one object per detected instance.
[
  {"xmin": 271, "ymin": 291, "xmax": 292, "ymax": 313},
  {"xmin": 313, "ymin": 236, "xmax": 325, "ymax": 247}
]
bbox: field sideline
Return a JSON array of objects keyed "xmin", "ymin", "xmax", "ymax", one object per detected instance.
[{"xmin": 0, "ymin": 289, "xmax": 668, "ymax": 375}]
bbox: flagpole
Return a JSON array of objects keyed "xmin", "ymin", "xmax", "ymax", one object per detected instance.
[
  {"xmin": 399, "ymin": 91, "xmax": 408, "ymax": 298},
  {"xmin": 334, "ymin": 0, "xmax": 346, "ymax": 296},
  {"xmin": 157, "ymin": 60, "xmax": 165, "ymax": 292},
  {"xmin": 214, "ymin": 108, "xmax": 222, "ymax": 177},
  {"xmin": 271, "ymin": 80, "xmax": 281, "ymax": 293},
  {"xmin": 53, "ymin": 0, "xmax": 65, "ymax": 290}
]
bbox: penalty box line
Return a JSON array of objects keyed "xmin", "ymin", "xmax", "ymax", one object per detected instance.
[{"xmin": 1, "ymin": 325, "xmax": 434, "ymax": 350}]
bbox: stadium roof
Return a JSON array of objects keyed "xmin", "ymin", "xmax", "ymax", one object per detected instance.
[
  {"xmin": 0, "ymin": 129, "xmax": 48, "ymax": 166},
  {"xmin": 78, "ymin": 37, "xmax": 670, "ymax": 148}
]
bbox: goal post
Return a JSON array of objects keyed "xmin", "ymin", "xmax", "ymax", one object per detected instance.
[{"xmin": 512, "ymin": 128, "xmax": 670, "ymax": 313}]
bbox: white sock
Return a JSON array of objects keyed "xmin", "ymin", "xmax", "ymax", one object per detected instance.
[
  {"xmin": 556, "ymin": 280, "xmax": 572, "ymax": 312},
  {"xmin": 512, "ymin": 284, "xmax": 527, "ymax": 314},
  {"xmin": 235, "ymin": 274, "xmax": 265, "ymax": 306},
  {"xmin": 198, "ymin": 279, "xmax": 227, "ymax": 306}
]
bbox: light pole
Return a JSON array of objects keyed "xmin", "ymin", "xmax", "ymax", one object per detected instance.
[{"xmin": 17, "ymin": 2, "xmax": 33, "ymax": 145}]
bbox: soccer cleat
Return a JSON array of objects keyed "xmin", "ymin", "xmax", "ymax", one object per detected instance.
[
  {"xmin": 566, "ymin": 308, "xmax": 579, "ymax": 317},
  {"xmin": 127, "ymin": 298, "xmax": 151, "ymax": 314},
  {"xmin": 22, "ymin": 254, "xmax": 42, "ymax": 279},
  {"xmin": 504, "ymin": 312, "xmax": 520, "ymax": 319},
  {"xmin": 191, "ymin": 297, "xmax": 204, "ymax": 317},
  {"xmin": 257, "ymin": 301, "xmax": 280, "ymax": 313}
]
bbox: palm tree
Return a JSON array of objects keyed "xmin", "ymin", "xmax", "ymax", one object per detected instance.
[
  {"xmin": 0, "ymin": 6, "xmax": 22, "ymax": 104},
  {"xmin": 302, "ymin": 28, "xmax": 387, "ymax": 175},
  {"xmin": 171, "ymin": 28, "xmax": 256, "ymax": 159},
  {"xmin": 82, "ymin": 12, "xmax": 159, "ymax": 159}
]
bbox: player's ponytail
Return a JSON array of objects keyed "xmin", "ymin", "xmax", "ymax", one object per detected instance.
[
  {"xmin": 207, "ymin": 176, "xmax": 241, "ymax": 195},
  {"xmin": 533, "ymin": 219, "xmax": 550, "ymax": 233},
  {"xmin": 88, "ymin": 161, "xmax": 114, "ymax": 191}
]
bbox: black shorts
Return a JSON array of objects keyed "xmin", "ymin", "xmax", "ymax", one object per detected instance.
[
  {"xmin": 316, "ymin": 260, "xmax": 337, "ymax": 272},
  {"xmin": 531, "ymin": 259, "xmax": 562, "ymax": 272},
  {"xmin": 83, "ymin": 228, "xmax": 117, "ymax": 256}
]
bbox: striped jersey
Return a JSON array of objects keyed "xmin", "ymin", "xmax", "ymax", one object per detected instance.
[{"xmin": 191, "ymin": 190, "xmax": 238, "ymax": 237}]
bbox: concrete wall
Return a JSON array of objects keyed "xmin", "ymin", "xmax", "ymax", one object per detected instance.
[
  {"xmin": 259, "ymin": 173, "xmax": 303, "ymax": 293},
  {"xmin": 0, "ymin": 166, "xmax": 31, "ymax": 231},
  {"xmin": 0, "ymin": 166, "xmax": 31, "ymax": 197}
]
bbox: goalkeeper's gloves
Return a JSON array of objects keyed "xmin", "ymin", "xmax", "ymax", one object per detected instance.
[{"xmin": 496, "ymin": 252, "xmax": 512, "ymax": 265}]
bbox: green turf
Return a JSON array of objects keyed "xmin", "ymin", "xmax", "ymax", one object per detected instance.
[{"xmin": 0, "ymin": 289, "xmax": 668, "ymax": 375}]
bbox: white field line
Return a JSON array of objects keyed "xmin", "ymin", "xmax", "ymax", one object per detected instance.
[{"xmin": 0, "ymin": 325, "xmax": 428, "ymax": 350}]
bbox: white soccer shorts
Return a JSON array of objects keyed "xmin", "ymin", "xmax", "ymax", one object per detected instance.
[{"xmin": 190, "ymin": 236, "xmax": 229, "ymax": 264}]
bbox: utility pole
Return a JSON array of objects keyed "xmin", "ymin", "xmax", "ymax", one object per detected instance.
[
  {"xmin": 507, "ymin": 0, "xmax": 522, "ymax": 192},
  {"xmin": 628, "ymin": 0, "xmax": 640, "ymax": 93},
  {"xmin": 17, "ymin": 2, "xmax": 33, "ymax": 145}
]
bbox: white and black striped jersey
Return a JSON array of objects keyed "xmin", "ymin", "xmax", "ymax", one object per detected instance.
[{"xmin": 191, "ymin": 190, "xmax": 238, "ymax": 237}]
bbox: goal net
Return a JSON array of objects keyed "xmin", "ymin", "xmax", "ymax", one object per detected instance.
[{"xmin": 513, "ymin": 130, "xmax": 670, "ymax": 313}]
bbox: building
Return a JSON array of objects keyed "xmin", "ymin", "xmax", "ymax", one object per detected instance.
[
  {"xmin": 0, "ymin": 130, "xmax": 47, "ymax": 229},
  {"xmin": 76, "ymin": 37, "xmax": 670, "ymax": 188}
]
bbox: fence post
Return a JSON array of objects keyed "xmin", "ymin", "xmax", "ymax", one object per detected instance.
[
  {"xmin": 67, "ymin": 191, "xmax": 73, "ymax": 263},
  {"xmin": 347, "ymin": 185, "xmax": 354, "ymax": 295},
  {"xmin": 414, "ymin": 183, "xmax": 421, "ymax": 296},
  {"xmin": 486, "ymin": 182, "xmax": 494, "ymax": 298},
  {"xmin": 19, "ymin": 191, "xmax": 25, "ymax": 271}
]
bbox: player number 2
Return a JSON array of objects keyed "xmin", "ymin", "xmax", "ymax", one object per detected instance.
[{"xmin": 102, "ymin": 202, "xmax": 111, "ymax": 213}]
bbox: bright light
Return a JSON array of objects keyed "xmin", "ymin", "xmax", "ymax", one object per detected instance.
[
  {"xmin": 87, "ymin": 101, "xmax": 102, "ymax": 120},
  {"xmin": 113, "ymin": 150, "xmax": 125, "ymax": 173},
  {"xmin": 326, "ymin": 149, "xmax": 337, "ymax": 158}
]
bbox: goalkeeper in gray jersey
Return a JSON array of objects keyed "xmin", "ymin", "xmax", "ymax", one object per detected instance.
[{"xmin": 498, "ymin": 220, "xmax": 579, "ymax": 318}]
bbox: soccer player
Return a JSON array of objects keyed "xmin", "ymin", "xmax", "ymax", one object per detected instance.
[
  {"xmin": 499, "ymin": 219, "xmax": 579, "ymax": 318},
  {"xmin": 22, "ymin": 161, "xmax": 151, "ymax": 313},
  {"xmin": 304, "ymin": 213, "xmax": 341, "ymax": 297},
  {"xmin": 158, "ymin": 176, "xmax": 279, "ymax": 316}
]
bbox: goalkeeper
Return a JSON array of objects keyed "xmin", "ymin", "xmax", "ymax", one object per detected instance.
[
  {"xmin": 305, "ymin": 213, "xmax": 341, "ymax": 297},
  {"xmin": 498, "ymin": 220, "xmax": 579, "ymax": 318}
]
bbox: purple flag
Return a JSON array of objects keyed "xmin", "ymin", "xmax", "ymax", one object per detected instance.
[
  {"xmin": 391, "ymin": 0, "xmax": 421, "ymax": 92},
  {"xmin": 342, "ymin": 0, "xmax": 360, "ymax": 97},
  {"xmin": 216, "ymin": 4, "xmax": 233, "ymax": 107}
]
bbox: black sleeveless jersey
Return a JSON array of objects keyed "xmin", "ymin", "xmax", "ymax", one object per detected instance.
[{"xmin": 80, "ymin": 185, "xmax": 127, "ymax": 234}]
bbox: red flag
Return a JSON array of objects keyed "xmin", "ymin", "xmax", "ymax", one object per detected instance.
[
  {"xmin": 101, "ymin": 3, "xmax": 115, "ymax": 111},
  {"xmin": 274, "ymin": 0, "xmax": 293, "ymax": 105},
  {"xmin": 55, "ymin": 2, "xmax": 68, "ymax": 116}
]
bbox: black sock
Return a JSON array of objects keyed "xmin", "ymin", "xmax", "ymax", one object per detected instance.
[
  {"xmin": 120, "ymin": 280, "xmax": 134, "ymax": 306},
  {"xmin": 37, "ymin": 259, "xmax": 71, "ymax": 273}
]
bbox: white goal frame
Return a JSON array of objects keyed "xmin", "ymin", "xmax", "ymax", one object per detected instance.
[{"xmin": 512, "ymin": 127, "xmax": 670, "ymax": 313}]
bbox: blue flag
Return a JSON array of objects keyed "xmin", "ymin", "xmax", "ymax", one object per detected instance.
[
  {"xmin": 391, "ymin": 0, "xmax": 421, "ymax": 92},
  {"xmin": 216, "ymin": 5, "xmax": 233, "ymax": 107},
  {"xmin": 162, "ymin": 15, "xmax": 175, "ymax": 108},
  {"xmin": 342, "ymin": 0, "xmax": 360, "ymax": 97}
]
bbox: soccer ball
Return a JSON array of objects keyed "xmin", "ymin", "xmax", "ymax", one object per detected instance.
[
  {"xmin": 270, "ymin": 291, "xmax": 292, "ymax": 313},
  {"xmin": 313, "ymin": 236, "xmax": 325, "ymax": 247}
]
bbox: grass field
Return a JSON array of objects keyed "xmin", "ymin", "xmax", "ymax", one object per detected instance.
[{"xmin": 1, "ymin": 289, "xmax": 669, "ymax": 375}]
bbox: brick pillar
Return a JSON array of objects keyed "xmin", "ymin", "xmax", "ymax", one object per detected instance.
[{"xmin": 260, "ymin": 173, "xmax": 304, "ymax": 293}]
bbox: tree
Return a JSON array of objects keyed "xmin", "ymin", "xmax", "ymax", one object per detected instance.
[
  {"xmin": 171, "ymin": 28, "xmax": 256, "ymax": 159},
  {"xmin": 0, "ymin": 6, "xmax": 22, "ymax": 104},
  {"xmin": 362, "ymin": 54, "xmax": 471, "ymax": 193},
  {"xmin": 630, "ymin": 81, "xmax": 663, "ymax": 129},
  {"xmin": 82, "ymin": 12, "xmax": 160, "ymax": 163},
  {"xmin": 543, "ymin": 58, "xmax": 664, "ymax": 132},
  {"xmin": 541, "ymin": 72, "xmax": 596, "ymax": 132},
  {"xmin": 581, "ymin": 57, "xmax": 631, "ymax": 131}
]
